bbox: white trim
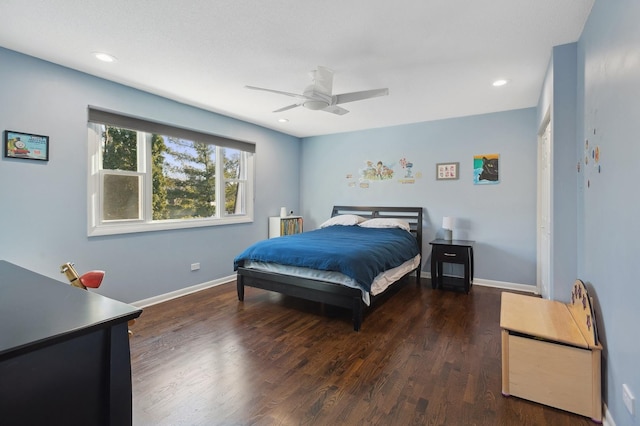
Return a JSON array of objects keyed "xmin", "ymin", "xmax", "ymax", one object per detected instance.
[
  {"xmin": 537, "ymin": 112, "xmax": 552, "ymax": 299},
  {"xmin": 472, "ymin": 278, "xmax": 538, "ymax": 294},
  {"xmin": 89, "ymin": 215, "xmax": 253, "ymax": 236},
  {"xmin": 135, "ymin": 272, "xmax": 538, "ymax": 309},
  {"xmin": 131, "ymin": 274, "xmax": 235, "ymax": 308},
  {"xmin": 423, "ymin": 271, "xmax": 538, "ymax": 294},
  {"xmin": 603, "ymin": 403, "xmax": 616, "ymax": 426}
]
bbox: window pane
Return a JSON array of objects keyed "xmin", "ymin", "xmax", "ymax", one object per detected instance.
[
  {"xmin": 101, "ymin": 126, "xmax": 138, "ymax": 171},
  {"xmin": 223, "ymin": 148, "xmax": 244, "ymax": 179},
  {"xmin": 151, "ymin": 134, "xmax": 169, "ymax": 220},
  {"xmin": 102, "ymin": 174, "xmax": 141, "ymax": 220},
  {"xmin": 223, "ymin": 148, "xmax": 245, "ymax": 215},
  {"xmin": 225, "ymin": 181, "xmax": 245, "ymax": 214},
  {"xmin": 160, "ymin": 137, "xmax": 216, "ymax": 219}
]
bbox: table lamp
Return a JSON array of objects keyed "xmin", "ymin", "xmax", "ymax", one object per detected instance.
[{"xmin": 442, "ymin": 216, "xmax": 454, "ymax": 241}]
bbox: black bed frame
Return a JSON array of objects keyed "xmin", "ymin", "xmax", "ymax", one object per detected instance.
[{"xmin": 236, "ymin": 206, "xmax": 423, "ymax": 331}]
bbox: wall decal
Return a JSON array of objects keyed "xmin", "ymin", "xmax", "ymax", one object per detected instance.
[
  {"xmin": 349, "ymin": 158, "xmax": 422, "ymax": 188},
  {"xmin": 473, "ymin": 153, "xmax": 499, "ymax": 184},
  {"xmin": 398, "ymin": 157, "xmax": 422, "ymax": 184},
  {"xmin": 583, "ymin": 126, "xmax": 603, "ymax": 189},
  {"xmin": 345, "ymin": 173, "xmax": 357, "ymax": 187},
  {"xmin": 360, "ymin": 160, "xmax": 394, "ymax": 181},
  {"xmin": 399, "ymin": 157, "xmax": 414, "ymax": 178}
]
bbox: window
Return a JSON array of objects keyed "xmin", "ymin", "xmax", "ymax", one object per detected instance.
[{"xmin": 88, "ymin": 107, "xmax": 254, "ymax": 236}]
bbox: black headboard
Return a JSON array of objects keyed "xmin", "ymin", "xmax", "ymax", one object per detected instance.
[{"xmin": 330, "ymin": 206, "xmax": 423, "ymax": 256}]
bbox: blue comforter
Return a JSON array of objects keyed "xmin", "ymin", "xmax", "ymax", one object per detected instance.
[{"xmin": 234, "ymin": 225, "xmax": 420, "ymax": 292}]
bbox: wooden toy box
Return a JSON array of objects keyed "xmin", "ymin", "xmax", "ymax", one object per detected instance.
[{"xmin": 500, "ymin": 280, "xmax": 602, "ymax": 422}]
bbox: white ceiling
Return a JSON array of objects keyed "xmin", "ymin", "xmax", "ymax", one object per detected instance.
[{"xmin": 0, "ymin": 1, "xmax": 593, "ymax": 138}]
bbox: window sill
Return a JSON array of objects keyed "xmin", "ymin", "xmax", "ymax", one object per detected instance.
[{"xmin": 88, "ymin": 215, "xmax": 253, "ymax": 237}]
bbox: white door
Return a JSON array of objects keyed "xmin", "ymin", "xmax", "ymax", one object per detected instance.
[{"xmin": 537, "ymin": 119, "xmax": 552, "ymax": 298}]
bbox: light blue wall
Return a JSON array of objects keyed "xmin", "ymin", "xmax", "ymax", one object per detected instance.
[
  {"xmin": 0, "ymin": 47, "xmax": 301, "ymax": 303},
  {"xmin": 577, "ymin": 1, "xmax": 640, "ymax": 424},
  {"xmin": 537, "ymin": 43, "xmax": 579, "ymax": 301},
  {"xmin": 551, "ymin": 44, "xmax": 579, "ymax": 302},
  {"xmin": 300, "ymin": 109, "xmax": 538, "ymax": 287}
]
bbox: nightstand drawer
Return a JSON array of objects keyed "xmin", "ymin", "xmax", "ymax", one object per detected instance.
[{"xmin": 433, "ymin": 245, "xmax": 468, "ymax": 262}]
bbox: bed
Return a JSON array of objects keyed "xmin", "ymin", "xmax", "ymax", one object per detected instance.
[{"xmin": 234, "ymin": 206, "xmax": 423, "ymax": 331}]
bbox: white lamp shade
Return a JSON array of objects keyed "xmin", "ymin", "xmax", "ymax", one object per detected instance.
[{"xmin": 442, "ymin": 216, "xmax": 454, "ymax": 230}]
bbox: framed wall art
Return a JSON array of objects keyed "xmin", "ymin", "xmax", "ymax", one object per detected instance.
[
  {"xmin": 473, "ymin": 153, "xmax": 499, "ymax": 184},
  {"xmin": 4, "ymin": 130, "xmax": 49, "ymax": 161},
  {"xmin": 436, "ymin": 162, "xmax": 459, "ymax": 180}
]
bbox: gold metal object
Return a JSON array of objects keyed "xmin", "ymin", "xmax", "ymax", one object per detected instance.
[{"xmin": 60, "ymin": 262, "xmax": 86, "ymax": 289}]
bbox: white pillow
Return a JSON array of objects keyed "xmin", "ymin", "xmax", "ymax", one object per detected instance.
[
  {"xmin": 319, "ymin": 214, "xmax": 367, "ymax": 228},
  {"xmin": 359, "ymin": 218, "xmax": 411, "ymax": 232}
]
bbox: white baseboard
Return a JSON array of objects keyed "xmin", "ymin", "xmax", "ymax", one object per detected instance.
[
  {"xmin": 473, "ymin": 278, "xmax": 538, "ymax": 294},
  {"xmin": 134, "ymin": 272, "xmax": 537, "ymax": 309},
  {"xmin": 603, "ymin": 403, "xmax": 615, "ymax": 426},
  {"xmin": 422, "ymin": 271, "xmax": 538, "ymax": 294},
  {"xmin": 132, "ymin": 274, "xmax": 235, "ymax": 308}
]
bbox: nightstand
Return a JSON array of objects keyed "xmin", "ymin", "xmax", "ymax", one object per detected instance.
[{"xmin": 429, "ymin": 239, "xmax": 475, "ymax": 293}]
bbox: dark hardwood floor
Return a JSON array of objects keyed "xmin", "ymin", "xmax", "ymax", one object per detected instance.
[{"xmin": 130, "ymin": 279, "xmax": 593, "ymax": 425}]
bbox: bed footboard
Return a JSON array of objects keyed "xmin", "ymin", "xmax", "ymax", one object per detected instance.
[{"xmin": 237, "ymin": 267, "xmax": 365, "ymax": 331}]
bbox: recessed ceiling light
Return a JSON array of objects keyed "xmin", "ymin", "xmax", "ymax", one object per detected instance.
[
  {"xmin": 278, "ymin": 118, "xmax": 289, "ymax": 123},
  {"xmin": 492, "ymin": 79, "xmax": 509, "ymax": 87},
  {"xmin": 93, "ymin": 52, "xmax": 117, "ymax": 63}
]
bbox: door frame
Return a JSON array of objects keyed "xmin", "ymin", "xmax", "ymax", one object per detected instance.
[{"xmin": 537, "ymin": 109, "xmax": 552, "ymax": 298}]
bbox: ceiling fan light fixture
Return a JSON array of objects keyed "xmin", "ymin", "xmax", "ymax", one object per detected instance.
[
  {"xmin": 302, "ymin": 100, "xmax": 329, "ymax": 110},
  {"xmin": 247, "ymin": 66, "xmax": 388, "ymax": 116}
]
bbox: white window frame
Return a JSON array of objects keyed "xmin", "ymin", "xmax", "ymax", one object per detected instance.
[
  {"xmin": 222, "ymin": 149, "xmax": 250, "ymax": 216},
  {"xmin": 88, "ymin": 116, "xmax": 254, "ymax": 237}
]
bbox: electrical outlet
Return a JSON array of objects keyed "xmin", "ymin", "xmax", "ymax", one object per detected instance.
[
  {"xmin": 623, "ymin": 384, "xmax": 635, "ymax": 416},
  {"xmin": 190, "ymin": 262, "xmax": 200, "ymax": 271}
]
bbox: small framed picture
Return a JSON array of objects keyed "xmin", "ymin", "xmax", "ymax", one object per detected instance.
[
  {"xmin": 473, "ymin": 153, "xmax": 499, "ymax": 184},
  {"xmin": 436, "ymin": 162, "xmax": 459, "ymax": 180},
  {"xmin": 4, "ymin": 130, "xmax": 49, "ymax": 161}
]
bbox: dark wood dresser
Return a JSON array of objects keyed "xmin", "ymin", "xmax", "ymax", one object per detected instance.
[{"xmin": 0, "ymin": 260, "xmax": 142, "ymax": 425}]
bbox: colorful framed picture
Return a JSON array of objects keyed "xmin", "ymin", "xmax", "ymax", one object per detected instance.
[
  {"xmin": 436, "ymin": 162, "xmax": 459, "ymax": 180},
  {"xmin": 474, "ymin": 153, "xmax": 499, "ymax": 184},
  {"xmin": 3, "ymin": 130, "xmax": 49, "ymax": 161}
]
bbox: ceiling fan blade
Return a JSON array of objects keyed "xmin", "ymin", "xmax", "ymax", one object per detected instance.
[
  {"xmin": 245, "ymin": 85, "xmax": 307, "ymax": 100},
  {"xmin": 334, "ymin": 88, "xmax": 389, "ymax": 105},
  {"xmin": 313, "ymin": 66, "xmax": 334, "ymax": 95},
  {"xmin": 273, "ymin": 103, "xmax": 300, "ymax": 113},
  {"xmin": 321, "ymin": 105, "xmax": 349, "ymax": 115}
]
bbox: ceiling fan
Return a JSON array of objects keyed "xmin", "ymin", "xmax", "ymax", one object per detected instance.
[{"xmin": 245, "ymin": 66, "xmax": 388, "ymax": 115}]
